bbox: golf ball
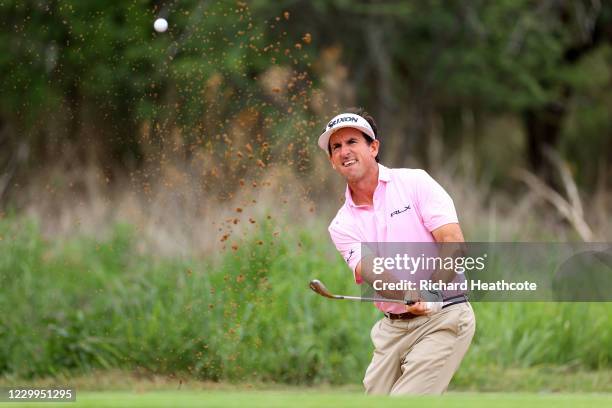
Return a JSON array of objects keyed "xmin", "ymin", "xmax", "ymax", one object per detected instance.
[{"xmin": 154, "ymin": 18, "xmax": 168, "ymax": 33}]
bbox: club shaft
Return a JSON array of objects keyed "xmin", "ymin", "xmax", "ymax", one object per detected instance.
[{"xmin": 335, "ymin": 295, "xmax": 408, "ymax": 304}]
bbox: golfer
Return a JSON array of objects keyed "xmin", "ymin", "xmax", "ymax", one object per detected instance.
[{"xmin": 318, "ymin": 109, "xmax": 476, "ymax": 395}]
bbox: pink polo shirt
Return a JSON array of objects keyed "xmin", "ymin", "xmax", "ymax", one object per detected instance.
[{"xmin": 328, "ymin": 164, "xmax": 459, "ymax": 314}]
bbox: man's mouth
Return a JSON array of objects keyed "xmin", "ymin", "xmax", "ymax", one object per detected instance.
[{"xmin": 343, "ymin": 159, "xmax": 357, "ymax": 167}]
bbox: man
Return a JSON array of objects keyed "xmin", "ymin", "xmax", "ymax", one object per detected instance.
[{"xmin": 318, "ymin": 109, "xmax": 476, "ymax": 395}]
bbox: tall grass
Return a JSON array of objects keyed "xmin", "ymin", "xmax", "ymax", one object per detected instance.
[{"xmin": 0, "ymin": 216, "xmax": 610, "ymax": 384}]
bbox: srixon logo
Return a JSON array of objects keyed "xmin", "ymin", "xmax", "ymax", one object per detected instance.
[
  {"xmin": 328, "ymin": 116, "xmax": 358, "ymax": 129},
  {"xmin": 390, "ymin": 205, "xmax": 411, "ymax": 217}
]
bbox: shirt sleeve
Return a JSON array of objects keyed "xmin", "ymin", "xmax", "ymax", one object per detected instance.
[
  {"xmin": 413, "ymin": 169, "xmax": 459, "ymax": 232},
  {"xmin": 328, "ymin": 221, "xmax": 364, "ymax": 284}
]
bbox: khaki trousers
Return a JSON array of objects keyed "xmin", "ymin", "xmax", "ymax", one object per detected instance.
[{"xmin": 363, "ymin": 302, "xmax": 475, "ymax": 395}]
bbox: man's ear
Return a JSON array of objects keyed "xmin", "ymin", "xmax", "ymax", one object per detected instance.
[
  {"xmin": 370, "ymin": 139, "xmax": 380, "ymax": 157},
  {"xmin": 329, "ymin": 155, "xmax": 336, "ymax": 170}
]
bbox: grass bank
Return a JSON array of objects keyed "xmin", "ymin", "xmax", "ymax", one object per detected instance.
[
  {"xmin": 0, "ymin": 216, "xmax": 610, "ymax": 389},
  {"xmin": 1, "ymin": 390, "xmax": 611, "ymax": 408}
]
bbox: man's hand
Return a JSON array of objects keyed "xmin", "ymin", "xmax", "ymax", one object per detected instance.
[{"xmin": 406, "ymin": 301, "xmax": 429, "ymax": 315}]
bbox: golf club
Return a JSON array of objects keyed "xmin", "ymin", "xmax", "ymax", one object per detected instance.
[{"xmin": 309, "ymin": 279, "xmax": 415, "ymax": 305}]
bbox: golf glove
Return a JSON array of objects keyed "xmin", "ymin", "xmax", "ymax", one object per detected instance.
[
  {"xmin": 421, "ymin": 289, "xmax": 444, "ymax": 314},
  {"xmin": 425, "ymin": 301, "xmax": 443, "ymax": 314}
]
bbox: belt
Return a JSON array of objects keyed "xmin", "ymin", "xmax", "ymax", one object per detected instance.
[{"xmin": 384, "ymin": 294, "xmax": 468, "ymax": 321}]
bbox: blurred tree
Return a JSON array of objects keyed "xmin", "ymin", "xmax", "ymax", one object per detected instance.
[
  {"xmin": 270, "ymin": 0, "xmax": 611, "ymax": 188},
  {"xmin": 0, "ymin": 0, "xmax": 610, "ymax": 202},
  {"xmin": 0, "ymin": 0, "xmax": 290, "ymax": 197},
  {"xmin": 522, "ymin": 0, "xmax": 612, "ymax": 185}
]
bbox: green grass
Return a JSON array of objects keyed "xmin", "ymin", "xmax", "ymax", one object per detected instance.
[
  {"xmin": 0, "ymin": 216, "xmax": 611, "ymax": 389},
  {"xmin": 1, "ymin": 391, "xmax": 611, "ymax": 408}
]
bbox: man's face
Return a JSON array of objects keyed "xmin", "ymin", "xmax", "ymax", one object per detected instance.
[{"xmin": 328, "ymin": 127, "xmax": 379, "ymax": 182}]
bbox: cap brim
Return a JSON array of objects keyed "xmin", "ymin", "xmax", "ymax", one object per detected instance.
[{"xmin": 318, "ymin": 124, "xmax": 375, "ymax": 152}]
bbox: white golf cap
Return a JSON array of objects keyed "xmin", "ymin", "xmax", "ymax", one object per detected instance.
[{"xmin": 317, "ymin": 113, "xmax": 375, "ymax": 152}]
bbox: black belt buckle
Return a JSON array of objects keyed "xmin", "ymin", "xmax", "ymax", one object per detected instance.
[{"xmin": 385, "ymin": 312, "xmax": 417, "ymax": 320}]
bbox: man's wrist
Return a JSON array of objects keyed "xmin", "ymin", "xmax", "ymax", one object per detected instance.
[
  {"xmin": 403, "ymin": 290, "xmax": 419, "ymax": 305},
  {"xmin": 404, "ymin": 289, "xmax": 444, "ymax": 304},
  {"xmin": 419, "ymin": 289, "xmax": 444, "ymax": 303}
]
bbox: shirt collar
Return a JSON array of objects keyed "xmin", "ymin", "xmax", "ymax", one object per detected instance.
[
  {"xmin": 345, "ymin": 163, "xmax": 391, "ymax": 208},
  {"xmin": 378, "ymin": 163, "xmax": 391, "ymax": 182}
]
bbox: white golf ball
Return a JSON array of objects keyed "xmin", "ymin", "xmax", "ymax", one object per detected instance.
[{"xmin": 154, "ymin": 18, "xmax": 168, "ymax": 33}]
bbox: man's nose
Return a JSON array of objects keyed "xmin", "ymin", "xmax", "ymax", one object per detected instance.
[{"xmin": 339, "ymin": 143, "xmax": 351, "ymax": 156}]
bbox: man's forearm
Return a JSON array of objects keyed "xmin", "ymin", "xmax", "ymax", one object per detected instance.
[
  {"xmin": 430, "ymin": 224, "xmax": 466, "ymax": 284},
  {"xmin": 430, "ymin": 243, "xmax": 465, "ymax": 283}
]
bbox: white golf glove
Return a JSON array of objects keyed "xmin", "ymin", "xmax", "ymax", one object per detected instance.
[
  {"xmin": 420, "ymin": 289, "xmax": 444, "ymax": 314},
  {"xmin": 424, "ymin": 301, "xmax": 443, "ymax": 314}
]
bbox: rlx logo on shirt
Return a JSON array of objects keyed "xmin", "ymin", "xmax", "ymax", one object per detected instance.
[
  {"xmin": 390, "ymin": 205, "xmax": 411, "ymax": 217},
  {"xmin": 345, "ymin": 249, "xmax": 355, "ymax": 263}
]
